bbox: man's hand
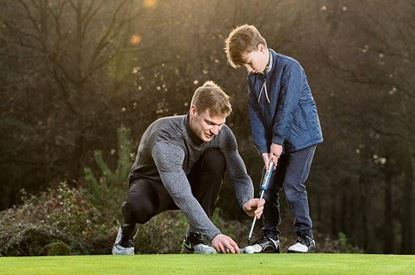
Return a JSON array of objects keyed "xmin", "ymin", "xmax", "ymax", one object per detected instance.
[
  {"xmin": 211, "ymin": 234, "xmax": 240, "ymax": 254},
  {"xmin": 242, "ymin": 198, "xmax": 265, "ymax": 219}
]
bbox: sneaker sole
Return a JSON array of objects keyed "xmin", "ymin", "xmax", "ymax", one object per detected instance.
[{"xmin": 287, "ymin": 248, "xmax": 315, "ymax": 253}]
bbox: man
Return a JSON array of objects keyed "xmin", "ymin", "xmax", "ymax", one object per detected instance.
[{"xmin": 112, "ymin": 81, "xmax": 264, "ymax": 255}]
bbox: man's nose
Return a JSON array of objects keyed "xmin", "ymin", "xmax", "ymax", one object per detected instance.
[{"xmin": 211, "ymin": 125, "xmax": 220, "ymax": 135}]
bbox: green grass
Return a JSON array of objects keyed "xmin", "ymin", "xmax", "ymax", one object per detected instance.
[{"xmin": 1, "ymin": 254, "xmax": 414, "ymax": 274}]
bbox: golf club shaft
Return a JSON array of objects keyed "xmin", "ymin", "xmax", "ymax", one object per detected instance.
[
  {"xmin": 247, "ymin": 161, "xmax": 275, "ymax": 244},
  {"xmin": 248, "ymin": 190, "xmax": 265, "ymax": 243}
]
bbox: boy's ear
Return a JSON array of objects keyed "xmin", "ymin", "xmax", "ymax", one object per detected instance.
[{"xmin": 257, "ymin": 43, "xmax": 267, "ymax": 52}]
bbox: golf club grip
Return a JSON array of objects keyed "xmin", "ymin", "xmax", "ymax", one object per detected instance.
[{"xmin": 260, "ymin": 161, "xmax": 275, "ymax": 191}]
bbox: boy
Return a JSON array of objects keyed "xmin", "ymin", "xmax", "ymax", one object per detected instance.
[
  {"xmin": 224, "ymin": 25, "xmax": 323, "ymax": 253},
  {"xmin": 112, "ymin": 81, "xmax": 264, "ymax": 255}
]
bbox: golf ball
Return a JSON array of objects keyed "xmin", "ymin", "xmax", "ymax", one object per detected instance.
[{"xmin": 244, "ymin": 246, "xmax": 255, "ymax": 254}]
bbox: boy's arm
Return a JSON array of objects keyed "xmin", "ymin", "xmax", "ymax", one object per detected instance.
[
  {"xmin": 272, "ymin": 62, "xmax": 302, "ymax": 145},
  {"xmin": 248, "ymin": 80, "xmax": 269, "ymax": 154},
  {"xmin": 151, "ymin": 142, "xmax": 221, "ymax": 241}
]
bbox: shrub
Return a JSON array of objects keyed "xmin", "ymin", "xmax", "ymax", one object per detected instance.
[
  {"xmin": 0, "ymin": 180, "xmax": 254, "ymax": 255},
  {"xmin": 42, "ymin": 241, "xmax": 72, "ymax": 256},
  {"xmin": 83, "ymin": 127, "xmax": 134, "ymax": 221},
  {"xmin": 315, "ymin": 232, "xmax": 363, "ymax": 253},
  {"xmin": 0, "ymin": 182, "xmax": 111, "ymax": 256}
]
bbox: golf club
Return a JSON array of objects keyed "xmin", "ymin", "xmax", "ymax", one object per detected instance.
[{"xmin": 247, "ymin": 160, "xmax": 275, "ymax": 245}]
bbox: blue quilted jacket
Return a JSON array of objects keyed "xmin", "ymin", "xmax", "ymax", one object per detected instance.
[{"xmin": 247, "ymin": 49, "xmax": 323, "ymax": 154}]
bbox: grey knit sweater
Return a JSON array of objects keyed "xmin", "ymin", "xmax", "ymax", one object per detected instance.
[{"xmin": 129, "ymin": 114, "xmax": 254, "ymax": 240}]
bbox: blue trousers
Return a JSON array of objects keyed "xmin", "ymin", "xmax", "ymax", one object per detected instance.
[{"xmin": 262, "ymin": 145, "xmax": 317, "ymax": 239}]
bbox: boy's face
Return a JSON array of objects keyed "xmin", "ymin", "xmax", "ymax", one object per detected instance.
[
  {"xmin": 189, "ymin": 106, "xmax": 227, "ymax": 142},
  {"xmin": 243, "ymin": 44, "xmax": 269, "ymax": 74}
]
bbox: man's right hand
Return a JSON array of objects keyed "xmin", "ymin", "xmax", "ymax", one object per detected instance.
[{"xmin": 211, "ymin": 234, "xmax": 240, "ymax": 254}]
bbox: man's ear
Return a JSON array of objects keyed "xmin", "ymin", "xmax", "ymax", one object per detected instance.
[{"xmin": 190, "ymin": 105, "xmax": 198, "ymax": 117}]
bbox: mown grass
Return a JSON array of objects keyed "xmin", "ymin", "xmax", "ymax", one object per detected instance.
[{"xmin": 1, "ymin": 254, "xmax": 414, "ymax": 274}]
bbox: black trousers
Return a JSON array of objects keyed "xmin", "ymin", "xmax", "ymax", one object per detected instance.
[{"xmin": 121, "ymin": 148, "xmax": 225, "ymax": 229}]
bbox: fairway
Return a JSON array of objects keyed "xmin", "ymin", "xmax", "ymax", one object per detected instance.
[{"xmin": 1, "ymin": 254, "xmax": 414, "ymax": 274}]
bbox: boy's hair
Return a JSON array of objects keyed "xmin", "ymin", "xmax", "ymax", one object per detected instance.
[
  {"xmin": 224, "ymin": 24, "xmax": 267, "ymax": 68},
  {"xmin": 191, "ymin": 81, "xmax": 232, "ymax": 116}
]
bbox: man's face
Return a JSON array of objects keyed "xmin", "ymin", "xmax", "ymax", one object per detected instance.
[
  {"xmin": 189, "ymin": 106, "xmax": 227, "ymax": 142},
  {"xmin": 243, "ymin": 44, "xmax": 268, "ymax": 74}
]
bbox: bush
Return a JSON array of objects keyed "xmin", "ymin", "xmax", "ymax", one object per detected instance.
[
  {"xmin": 42, "ymin": 241, "xmax": 72, "ymax": 256},
  {"xmin": 315, "ymin": 232, "xmax": 363, "ymax": 253},
  {"xmin": 0, "ymin": 182, "xmax": 112, "ymax": 256},
  {"xmin": 0, "ymin": 180, "xmax": 252, "ymax": 255}
]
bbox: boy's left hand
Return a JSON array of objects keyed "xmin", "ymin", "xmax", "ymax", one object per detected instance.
[
  {"xmin": 270, "ymin": 143, "xmax": 283, "ymax": 166},
  {"xmin": 242, "ymin": 198, "xmax": 265, "ymax": 219}
]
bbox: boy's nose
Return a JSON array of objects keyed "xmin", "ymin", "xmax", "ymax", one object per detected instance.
[{"xmin": 244, "ymin": 64, "xmax": 253, "ymax": 73}]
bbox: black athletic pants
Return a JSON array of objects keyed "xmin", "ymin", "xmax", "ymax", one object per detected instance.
[{"xmin": 121, "ymin": 148, "xmax": 225, "ymax": 232}]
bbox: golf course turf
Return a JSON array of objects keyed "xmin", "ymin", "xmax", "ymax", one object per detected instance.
[{"xmin": 1, "ymin": 253, "xmax": 415, "ymax": 274}]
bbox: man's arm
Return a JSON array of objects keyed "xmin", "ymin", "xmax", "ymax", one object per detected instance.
[
  {"xmin": 219, "ymin": 126, "xmax": 254, "ymax": 207},
  {"xmin": 151, "ymin": 142, "xmax": 221, "ymax": 240},
  {"xmin": 219, "ymin": 126, "xmax": 264, "ymax": 219}
]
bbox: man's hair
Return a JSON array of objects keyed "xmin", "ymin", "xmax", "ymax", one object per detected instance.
[
  {"xmin": 191, "ymin": 81, "xmax": 232, "ymax": 116},
  {"xmin": 224, "ymin": 24, "xmax": 267, "ymax": 68}
]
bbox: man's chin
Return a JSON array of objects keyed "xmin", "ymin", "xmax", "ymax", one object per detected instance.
[{"xmin": 203, "ymin": 135, "xmax": 213, "ymax": 142}]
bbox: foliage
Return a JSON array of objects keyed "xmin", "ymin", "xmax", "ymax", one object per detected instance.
[
  {"xmin": 134, "ymin": 211, "xmax": 188, "ymax": 254},
  {"xmin": 316, "ymin": 232, "xmax": 363, "ymax": 253},
  {"xmin": 83, "ymin": 127, "xmax": 134, "ymax": 220},
  {"xmin": 42, "ymin": 241, "xmax": 72, "ymax": 256},
  {"xmin": 0, "ymin": 182, "xmax": 110, "ymax": 256}
]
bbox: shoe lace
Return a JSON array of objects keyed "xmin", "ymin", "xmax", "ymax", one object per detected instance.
[{"xmin": 297, "ymin": 234, "xmax": 312, "ymax": 246}]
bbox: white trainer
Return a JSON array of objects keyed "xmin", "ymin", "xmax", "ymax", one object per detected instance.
[
  {"xmin": 287, "ymin": 236, "xmax": 316, "ymax": 253},
  {"xmin": 182, "ymin": 232, "xmax": 217, "ymax": 254},
  {"xmin": 192, "ymin": 244, "xmax": 217, "ymax": 254},
  {"xmin": 112, "ymin": 226, "xmax": 135, "ymax": 255}
]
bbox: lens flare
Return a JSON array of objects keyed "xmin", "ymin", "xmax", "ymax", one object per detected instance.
[
  {"xmin": 130, "ymin": 34, "xmax": 142, "ymax": 46},
  {"xmin": 143, "ymin": 0, "xmax": 158, "ymax": 9}
]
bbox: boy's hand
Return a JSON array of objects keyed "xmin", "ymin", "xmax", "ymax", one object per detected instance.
[
  {"xmin": 270, "ymin": 143, "xmax": 283, "ymax": 166},
  {"xmin": 242, "ymin": 198, "xmax": 265, "ymax": 219},
  {"xmin": 261, "ymin": 153, "xmax": 271, "ymax": 170},
  {"xmin": 211, "ymin": 234, "xmax": 240, "ymax": 253}
]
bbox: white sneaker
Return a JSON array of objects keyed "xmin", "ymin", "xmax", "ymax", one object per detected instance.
[
  {"xmin": 112, "ymin": 243, "xmax": 135, "ymax": 255},
  {"xmin": 192, "ymin": 244, "xmax": 217, "ymax": 254},
  {"xmin": 112, "ymin": 226, "xmax": 135, "ymax": 255},
  {"xmin": 287, "ymin": 235, "xmax": 316, "ymax": 253},
  {"xmin": 182, "ymin": 232, "xmax": 217, "ymax": 254}
]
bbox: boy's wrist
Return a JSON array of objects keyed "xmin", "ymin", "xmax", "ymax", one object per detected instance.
[{"xmin": 272, "ymin": 136, "xmax": 285, "ymax": 145}]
